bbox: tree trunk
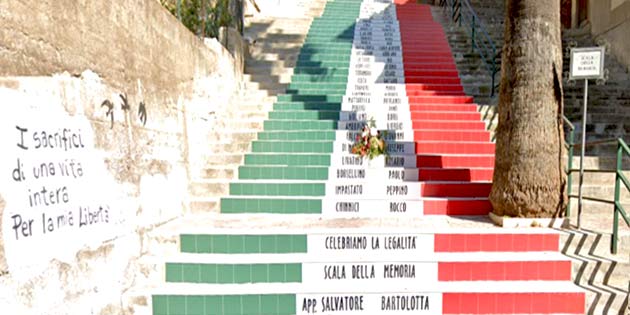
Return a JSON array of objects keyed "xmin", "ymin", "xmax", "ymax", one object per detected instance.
[{"xmin": 489, "ymin": 0, "xmax": 567, "ymax": 218}]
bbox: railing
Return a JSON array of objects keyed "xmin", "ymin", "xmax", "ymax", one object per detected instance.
[
  {"xmin": 613, "ymin": 139, "xmax": 630, "ymax": 254},
  {"xmin": 564, "ymin": 129, "xmax": 630, "ymax": 254},
  {"xmin": 439, "ymin": 0, "xmax": 500, "ymax": 97}
]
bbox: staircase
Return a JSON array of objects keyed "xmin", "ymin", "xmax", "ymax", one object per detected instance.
[
  {"xmin": 189, "ymin": 1, "xmax": 327, "ymax": 213},
  {"xmin": 435, "ymin": 1, "xmax": 630, "ymax": 314},
  {"xmin": 146, "ymin": 0, "xmax": 590, "ymax": 314}
]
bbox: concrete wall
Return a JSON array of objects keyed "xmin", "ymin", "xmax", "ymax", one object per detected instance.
[
  {"xmin": 588, "ymin": 0, "xmax": 630, "ymax": 69},
  {"xmin": 0, "ymin": 0, "xmax": 245, "ymax": 313}
]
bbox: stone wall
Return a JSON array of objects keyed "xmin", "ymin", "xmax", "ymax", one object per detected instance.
[
  {"xmin": 0, "ymin": 0, "xmax": 245, "ymax": 313},
  {"xmin": 589, "ymin": 0, "xmax": 630, "ymax": 69}
]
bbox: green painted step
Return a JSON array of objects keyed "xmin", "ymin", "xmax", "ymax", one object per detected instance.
[
  {"xmin": 243, "ymin": 154, "xmax": 331, "ymax": 166},
  {"xmin": 215, "ymin": 0, "xmax": 356, "ymax": 215},
  {"xmin": 273, "ymin": 102, "xmax": 341, "ymax": 111},
  {"xmin": 238, "ymin": 165, "xmax": 329, "ymax": 180},
  {"xmin": 295, "ymin": 60, "xmax": 350, "ymax": 68},
  {"xmin": 221, "ymin": 198, "xmax": 321, "ymax": 214},
  {"xmin": 276, "ymin": 94, "xmax": 343, "ymax": 103},
  {"xmin": 292, "ymin": 67, "xmax": 349, "ymax": 75},
  {"xmin": 251, "ymin": 141, "xmax": 334, "ymax": 153},
  {"xmin": 290, "ymin": 74, "xmax": 348, "ymax": 83},
  {"xmin": 297, "ymin": 54, "xmax": 351, "ymax": 62},
  {"xmin": 268, "ymin": 111, "xmax": 340, "ymax": 120},
  {"xmin": 301, "ymin": 43, "xmax": 353, "ymax": 50},
  {"xmin": 230, "ymin": 182, "xmax": 325, "ymax": 196},
  {"xmin": 257, "ymin": 130, "xmax": 336, "ymax": 141},
  {"xmin": 286, "ymin": 89, "xmax": 345, "ymax": 96},
  {"xmin": 179, "ymin": 234, "xmax": 307, "ymax": 254},
  {"xmin": 288, "ymin": 82, "xmax": 346, "ymax": 89},
  {"xmin": 165, "ymin": 263, "xmax": 302, "ymax": 284},
  {"xmin": 152, "ymin": 294, "xmax": 296, "ymax": 315},
  {"xmin": 263, "ymin": 120, "xmax": 338, "ymax": 131},
  {"xmin": 304, "ymin": 37, "xmax": 354, "ymax": 43}
]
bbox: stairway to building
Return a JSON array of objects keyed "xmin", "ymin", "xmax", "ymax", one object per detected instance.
[
  {"xmin": 144, "ymin": 1, "xmax": 591, "ymax": 314},
  {"xmin": 436, "ymin": 0, "xmax": 630, "ymax": 152}
]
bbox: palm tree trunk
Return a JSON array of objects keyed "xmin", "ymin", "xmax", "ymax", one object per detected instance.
[{"xmin": 489, "ymin": 0, "xmax": 567, "ymax": 218}]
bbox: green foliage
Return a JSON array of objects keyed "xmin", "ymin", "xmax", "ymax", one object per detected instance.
[
  {"xmin": 350, "ymin": 119, "xmax": 388, "ymax": 160},
  {"xmin": 160, "ymin": 0, "xmax": 234, "ymax": 38}
]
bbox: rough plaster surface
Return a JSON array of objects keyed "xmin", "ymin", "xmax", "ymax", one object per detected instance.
[
  {"xmin": 0, "ymin": 0, "xmax": 238, "ymax": 101},
  {"xmin": 0, "ymin": 0, "xmax": 245, "ymax": 309},
  {"xmin": 0, "ymin": 67, "xmax": 238, "ymax": 313}
]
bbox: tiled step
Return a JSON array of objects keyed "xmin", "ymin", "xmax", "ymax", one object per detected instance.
[
  {"xmin": 273, "ymin": 101, "xmax": 342, "ymax": 111},
  {"xmin": 243, "ymin": 154, "xmax": 331, "ymax": 166},
  {"xmin": 423, "ymin": 198, "xmax": 493, "ymax": 215},
  {"xmin": 257, "ymin": 130, "xmax": 337, "ymax": 141},
  {"xmin": 418, "ymin": 167, "xmax": 493, "ymax": 181},
  {"xmin": 150, "ymin": 283, "xmax": 585, "ymax": 314},
  {"xmin": 412, "ymin": 120, "xmax": 487, "ymax": 131},
  {"xmin": 422, "ymin": 182, "xmax": 492, "ymax": 198},
  {"xmin": 250, "ymin": 141, "xmax": 334, "ymax": 154},
  {"xmin": 414, "ymin": 130, "xmax": 490, "ymax": 142},
  {"xmin": 276, "ymin": 94, "xmax": 343, "ymax": 103},
  {"xmin": 411, "ymin": 111, "xmax": 481, "ymax": 121},
  {"xmin": 263, "ymin": 119, "xmax": 337, "ymax": 131},
  {"xmin": 415, "ymin": 141, "xmax": 496, "ymax": 155},
  {"xmin": 417, "ymin": 154, "xmax": 495, "ymax": 168},
  {"xmin": 237, "ymin": 166, "xmax": 329, "ymax": 180},
  {"xmin": 409, "ymin": 104, "xmax": 479, "ymax": 111},
  {"xmin": 408, "ymin": 95, "xmax": 474, "ymax": 104}
]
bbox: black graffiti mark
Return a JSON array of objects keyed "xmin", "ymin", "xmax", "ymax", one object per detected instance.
[
  {"xmin": 119, "ymin": 93, "xmax": 130, "ymax": 111},
  {"xmin": 101, "ymin": 94, "xmax": 148, "ymax": 129},
  {"xmin": 101, "ymin": 100, "xmax": 115, "ymax": 129},
  {"xmin": 138, "ymin": 101, "xmax": 147, "ymax": 126}
]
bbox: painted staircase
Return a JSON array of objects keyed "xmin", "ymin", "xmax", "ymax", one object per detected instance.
[
  {"xmin": 189, "ymin": 1, "xmax": 327, "ymax": 212},
  {"xmin": 151, "ymin": 0, "xmax": 587, "ymax": 314},
  {"xmin": 434, "ymin": 1, "xmax": 629, "ymax": 313}
]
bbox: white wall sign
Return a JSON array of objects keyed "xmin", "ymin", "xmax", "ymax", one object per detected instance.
[
  {"xmin": 569, "ymin": 47, "xmax": 605, "ymax": 80},
  {"xmin": 0, "ymin": 88, "xmax": 122, "ymax": 275}
]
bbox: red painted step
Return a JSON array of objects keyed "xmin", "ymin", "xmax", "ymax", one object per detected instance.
[
  {"xmin": 438, "ymin": 260, "xmax": 572, "ymax": 281},
  {"xmin": 408, "ymin": 95, "xmax": 473, "ymax": 104},
  {"xmin": 403, "ymin": 56, "xmax": 455, "ymax": 63},
  {"xmin": 414, "ymin": 130, "xmax": 490, "ymax": 142},
  {"xmin": 402, "ymin": 51, "xmax": 459, "ymax": 58},
  {"xmin": 434, "ymin": 233, "xmax": 560, "ymax": 252},
  {"xmin": 414, "ymin": 143, "xmax": 495, "ymax": 155},
  {"xmin": 411, "ymin": 111, "xmax": 481, "ymax": 121},
  {"xmin": 415, "ymin": 141, "xmax": 495, "ymax": 154},
  {"xmin": 442, "ymin": 292, "xmax": 585, "ymax": 314},
  {"xmin": 401, "ymin": 63, "xmax": 458, "ymax": 71},
  {"xmin": 406, "ymin": 83, "xmax": 462, "ymax": 92},
  {"xmin": 418, "ymin": 167, "xmax": 493, "ymax": 181},
  {"xmin": 423, "ymin": 198, "xmax": 492, "ymax": 215},
  {"xmin": 412, "ymin": 120, "xmax": 487, "ymax": 131},
  {"xmin": 404, "ymin": 69, "xmax": 459, "ymax": 77},
  {"xmin": 417, "ymin": 154, "xmax": 495, "ymax": 168},
  {"xmin": 409, "ymin": 104, "xmax": 478, "ymax": 112},
  {"xmin": 421, "ymin": 182, "xmax": 491, "ymax": 197},
  {"xmin": 405, "ymin": 90, "xmax": 465, "ymax": 96}
]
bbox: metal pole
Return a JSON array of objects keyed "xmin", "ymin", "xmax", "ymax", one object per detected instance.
[{"xmin": 577, "ymin": 79, "xmax": 589, "ymax": 229}]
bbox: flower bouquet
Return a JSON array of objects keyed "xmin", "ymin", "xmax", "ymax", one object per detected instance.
[{"xmin": 350, "ymin": 119, "xmax": 387, "ymax": 160}]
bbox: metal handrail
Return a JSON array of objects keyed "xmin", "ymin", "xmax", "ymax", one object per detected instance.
[
  {"xmin": 439, "ymin": 0, "xmax": 500, "ymax": 97},
  {"xmin": 564, "ymin": 116, "xmax": 575, "ymax": 216},
  {"xmin": 613, "ymin": 139, "xmax": 630, "ymax": 254},
  {"xmin": 564, "ymin": 118, "xmax": 630, "ymax": 254}
]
